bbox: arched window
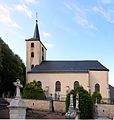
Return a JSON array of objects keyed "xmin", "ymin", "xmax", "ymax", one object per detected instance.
[
  {"xmin": 95, "ymin": 83, "xmax": 100, "ymax": 92},
  {"xmin": 31, "ymin": 64, "xmax": 34, "ymax": 69},
  {"xmin": 31, "ymin": 43, "xmax": 34, "ymax": 47},
  {"xmin": 55, "ymin": 81, "xmax": 61, "ymax": 91},
  {"xmin": 74, "ymin": 81, "xmax": 79, "ymax": 89},
  {"xmin": 37, "ymin": 81, "xmax": 42, "ymax": 87},
  {"xmin": 31, "ymin": 52, "xmax": 34, "ymax": 57}
]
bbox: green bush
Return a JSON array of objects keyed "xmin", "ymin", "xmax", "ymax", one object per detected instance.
[
  {"xmin": 23, "ymin": 80, "xmax": 46, "ymax": 100},
  {"xmin": 92, "ymin": 91, "xmax": 102, "ymax": 104},
  {"xmin": 65, "ymin": 86, "xmax": 93, "ymax": 119},
  {"xmin": 79, "ymin": 92, "xmax": 93, "ymax": 119}
]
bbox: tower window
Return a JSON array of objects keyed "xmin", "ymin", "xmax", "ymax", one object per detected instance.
[
  {"xmin": 42, "ymin": 56, "xmax": 44, "ymax": 61},
  {"xmin": 42, "ymin": 47, "xmax": 44, "ymax": 61},
  {"xmin": 31, "ymin": 64, "xmax": 34, "ymax": 69},
  {"xmin": 55, "ymin": 81, "xmax": 61, "ymax": 92},
  {"xmin": 31, "ymin": 52, "xmax": 34, "ymax": 57},
  {"xmin": 31, "ymin": 43, "xmax": 34, "ymax": 47},
  {"xmin": 42, "ymin": 47, "xmax": 44, "ymax": 52}
]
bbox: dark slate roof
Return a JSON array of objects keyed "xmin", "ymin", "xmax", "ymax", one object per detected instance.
[
  {"xmin": 109, "ymin": 85, "xmax": 114, "ymax": 101},
  {"xmin": 28, "ymin": 60, "xmax": 109, "ymax": 73},
  {"xmin": 33, "ymin": 20, "xmax": 40, "ymax": 40}
]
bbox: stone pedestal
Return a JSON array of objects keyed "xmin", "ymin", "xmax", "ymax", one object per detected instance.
[{"xmin": 8, "ymin": 98, "xmax": 26, "ymax": 119}]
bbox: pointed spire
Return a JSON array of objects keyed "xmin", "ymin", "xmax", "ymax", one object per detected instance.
[{"xmin": 33, "ymin": 13, "xmax": 40, "ymax": 40}]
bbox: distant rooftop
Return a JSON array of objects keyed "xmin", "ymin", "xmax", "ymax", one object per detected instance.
[{"xmin": 28, "ymin": 60, "xmax": 109, "ymax": 73}]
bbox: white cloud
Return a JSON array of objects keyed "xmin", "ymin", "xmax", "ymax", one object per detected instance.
[
  {"xmin": 93, "ymin": 6, "xmax": 114, "ymax": 23},
  {"xmin": 75, "ymin": 15, "xmax": 98, "ymax": 30},
  {"xmin": 43, "ymin": 32, "xmax": 51, "ymax": 37},
  {"xmin": 43, "ymin": 42, "xmax": 54, "ymax": 48},
  {"xmin": 64, "ymin": 2, "xmax": 97, "ymax": 30},
  {"xmin": 100, "ymin": 0, "xmax": 111, "ymax": 4},
  {"xmin": 64, "ymin": 2, "xmax": 72, "ymax": 10},
  {"xmin": 0, "ymin": 4, "xmax": 21, "ymax": 29},
  {"xmin": 15, "ymin": 4, "xmax": 32, "ymax": 18}
]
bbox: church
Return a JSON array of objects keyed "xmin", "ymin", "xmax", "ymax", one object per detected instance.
[{"xmin": 26, "ymin": 19, "xmax": 110, "ymax": 102}]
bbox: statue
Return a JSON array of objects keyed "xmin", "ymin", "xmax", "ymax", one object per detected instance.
[
  {"xmin": 49, "ymin": 94, "xmax": 54, "ymax": 112},
  {"xmin": 13, "ymin": 79, "xmax": 23, "ymax": 98}
]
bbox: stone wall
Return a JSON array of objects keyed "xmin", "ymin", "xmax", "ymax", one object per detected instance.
[
  {"xmin": 6, "ymin": 98, "xmax": 65, "ymax": 113},
  {"xmin": 96, "ymin": 104, "xmax": 114, "ymax": 118}
]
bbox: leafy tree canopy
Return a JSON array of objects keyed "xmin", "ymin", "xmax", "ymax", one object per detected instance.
[
  {"xmin": 0, "ymin": 38, "xmax": 26, "ymax": 97},
  {"xmin": 92, "ymin": 91, "xmax": 102, "ymax": 104},
  {"xmin": 23, "ymin": 80, "xmax": 46, "ymax": 100}
]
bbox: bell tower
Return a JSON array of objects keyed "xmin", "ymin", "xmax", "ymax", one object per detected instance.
[{"xmin": 26, "ymin": 18, "xmax": 47, "ymax": 75}]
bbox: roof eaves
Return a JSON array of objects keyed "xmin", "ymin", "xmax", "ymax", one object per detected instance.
[
  {"xmin": 89, "ymin": 69, "xmax": 109, "ymax": 71},
  {"xmin": 28, "ymin": 70, "xmax": 88, "ymax": 73}
]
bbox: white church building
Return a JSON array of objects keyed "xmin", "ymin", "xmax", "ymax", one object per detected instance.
[{"xmin": 26, "ymin": 19, "xmax": 110, "ymax": 102}]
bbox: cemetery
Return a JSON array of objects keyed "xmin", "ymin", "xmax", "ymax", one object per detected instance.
[{"xmin": 0, "ymin": 79, "xmax": 114, "ymax": 119}]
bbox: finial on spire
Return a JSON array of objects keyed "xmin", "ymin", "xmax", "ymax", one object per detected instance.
[{"xmin": 36, "ymin": 12, "xmax": 38, "ymax": 23}]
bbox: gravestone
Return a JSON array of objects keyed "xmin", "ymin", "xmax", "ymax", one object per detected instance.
[
  {"xmin": 8, "ymin": 79, "xmax": 26, "ymax": 119},
  {"xmin": 65, "ymin": 94, "xmax": 76, "ymax": 119},
  {"xmin": 49, "ymin": 94, "xmax": 54, "ymax": 112},
  {"xmin": 75, "ymin": 93, "xmax": 80, "ymax": 119}
]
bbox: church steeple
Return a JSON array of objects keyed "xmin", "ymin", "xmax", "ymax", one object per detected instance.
[
  {"xmin": 26, "ymin": 14, "xmax": 47, "ymax": 78},
  {"xmin": 33, "ymin": 19, "xmax": 40, "ymax": 40}
]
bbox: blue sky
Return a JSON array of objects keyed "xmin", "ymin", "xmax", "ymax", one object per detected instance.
[{"xmin": 0, "ymin": 0, "xmax": 114, "ymax": 86}]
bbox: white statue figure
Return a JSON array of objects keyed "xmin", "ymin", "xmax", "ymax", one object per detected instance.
[{"xmin": 13, "ymin": 79, "xmax": 23, "ymax": 98}]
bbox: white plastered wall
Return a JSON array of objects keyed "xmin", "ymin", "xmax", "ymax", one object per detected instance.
[
  {"xmin": 89, "ymin": 71, "xmax": 110, "ymax": 102},
  {"xmin": 27, "ymin": 72, "xmax": 89, "ymax": 97}
]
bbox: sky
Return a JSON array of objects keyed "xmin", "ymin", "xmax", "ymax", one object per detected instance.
[{"xmin": 0, "ymin": 0, "xmax": 114, "ymax": 86}]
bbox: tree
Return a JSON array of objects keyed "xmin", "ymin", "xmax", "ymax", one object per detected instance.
[
  {"xmin": 92, "ymin": 91, "xmax": 102, "ymax": 104},
  {"xmin": 23, "ymin": 80, "xmax": 46, "ymax": 100},
  {"xmin": 79, "ymin": 90, "xmax": 93, "ymax": 118},
  {"xmin": 0, "ymin": 38, "xmax": 26, "ymax": 97},
  {"xmin": 65, "ymin": 86, "xmax": 93, "ymax": 119}
]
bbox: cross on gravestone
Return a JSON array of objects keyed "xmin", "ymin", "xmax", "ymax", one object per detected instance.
[{"xmin": 13, "ymin": 79, "xmax": 23, "ymax": 98}]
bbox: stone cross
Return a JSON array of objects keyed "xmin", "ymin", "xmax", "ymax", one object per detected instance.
[{"xmin": 13, "ymin": 79, "xmax": 23, "ymax": 98}]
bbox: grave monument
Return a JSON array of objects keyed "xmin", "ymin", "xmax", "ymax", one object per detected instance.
[
  {"xmin": 65, "ymin": 94, "xmax": 76, "ymax": 119},
  {"xmin": 8, "ymin": 79, "xmax": 26, "ymax": 119}
]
